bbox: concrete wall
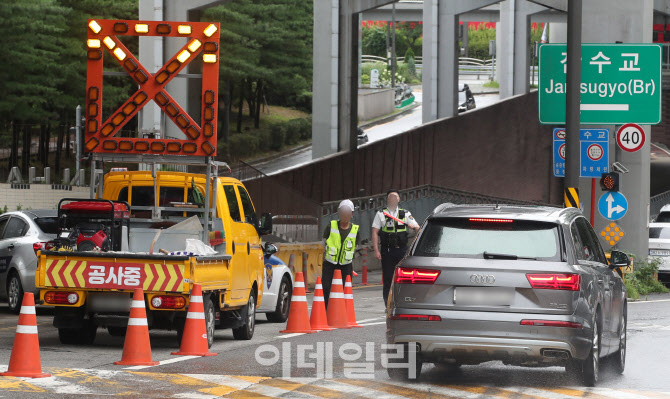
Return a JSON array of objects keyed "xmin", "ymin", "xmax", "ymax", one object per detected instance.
[
  {"xmin": 247, "ymin": 91, "xmax": 563, "ymax": 213},
  {"xmin": 0, "ymin": 184, "xmax": 90, "ymax": 211},
  {"xmin": 357, "ymin": 88, "xmax": 394, "ymax": 121}
]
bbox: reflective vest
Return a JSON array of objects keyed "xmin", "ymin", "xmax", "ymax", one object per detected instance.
[
  {"xmin": 325, "ymin": 220, "xmax": 359, "ymax": 265},
  {"xmin": 380, "ymin": 208, "xmax": 409, "ymax": 248}
]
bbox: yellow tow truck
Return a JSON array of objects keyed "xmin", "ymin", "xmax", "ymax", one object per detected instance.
[{"xmin": 35, "ymin": 162, "xmax": 285, "ymax": 346}]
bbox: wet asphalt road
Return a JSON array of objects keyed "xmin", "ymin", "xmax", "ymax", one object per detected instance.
[{"xmin": 1, "ymin": 287, "xmax": 670, "ymax": 398}]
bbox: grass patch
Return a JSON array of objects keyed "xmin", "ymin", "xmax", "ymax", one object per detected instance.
[
  {"xmin": 483, "ymin": 80, "xmax": 499, "ymax": 88},
  {"xmin": 624, "ymin": 256, "xmax": 669, "ymax": 300}
]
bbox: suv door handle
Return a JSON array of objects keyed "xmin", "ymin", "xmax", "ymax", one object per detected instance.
[
  {"xmin": 597, "ymin": 278, "xmax": 604, "ymax": 284},
  {"xmin": 7, "ymin": 243, "xmax": 14, "ymax": 249},
  {"xmin": 609, "ymin": 281, "xmax": 616, "ymax": 286}
]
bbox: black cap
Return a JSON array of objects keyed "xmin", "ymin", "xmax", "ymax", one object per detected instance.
[{"xmin": 387, "ymin": 189, "xmax": 400, "ymax": 197}]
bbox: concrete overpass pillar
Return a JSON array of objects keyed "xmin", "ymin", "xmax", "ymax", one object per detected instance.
[
  {"xmin": 576, "ymin": 0, "xmax": 653, "ymax": 258},
  {"xmin": 498, "ymin": 0, "xmax": 546, "ymax": 99},
  {"xmin": 422, "ymin": 0, "xmax": 500, "ymax": 124}
]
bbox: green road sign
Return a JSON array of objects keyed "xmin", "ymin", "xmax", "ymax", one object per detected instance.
[{"xmin": 539, "ymin": 44, "xmax": 662, "ymax": 125}]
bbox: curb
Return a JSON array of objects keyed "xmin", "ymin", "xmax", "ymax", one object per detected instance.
[{"xmin": 245, "ymin": 143, "xmax": 311, "ymax": 167}]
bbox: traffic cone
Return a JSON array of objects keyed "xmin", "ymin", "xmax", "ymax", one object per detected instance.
[
  {"xmin": 1, "ymin": 293, "xmax": 50, "ymax": 378},
  {"xmin": 172, "ymin": 284, "xmax": 217, "ymax": 356},
  {"xmin": 326, "ymin": 270, "xmax": 352, "ymax": 329},
  {"xmin": 115, "ymin": 289, "xmax": 159, "ymax": 366},
  {"xmin": 280, "ymin": 272, "xmax": 317, "ymax": 333},
  {"xmin": 310, "ymin": 277, "xmax": 335, "ymax": 331},
  {"xmin": 344, "ymin": 275, "xmax": 362, "ymax": 328}
]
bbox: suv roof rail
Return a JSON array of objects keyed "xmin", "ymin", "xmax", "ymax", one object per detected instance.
[{"xmin": 432, "ymin": 202, "xmax": 456, "ymax": 215}]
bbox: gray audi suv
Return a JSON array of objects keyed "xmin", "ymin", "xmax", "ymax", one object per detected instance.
[{"xmin": 386, "ymin": 204, "xmax": 629, "ymax": 386}]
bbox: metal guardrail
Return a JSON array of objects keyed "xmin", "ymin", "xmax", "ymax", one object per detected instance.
[{"xmin": 319, "ymin": 184, "xmax": 551, "ymax": 243}]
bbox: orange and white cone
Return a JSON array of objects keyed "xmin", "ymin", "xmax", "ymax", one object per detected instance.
[
  {"xmin": 326, "ymin": 270, "xmax": 351, "ymax": 329},
  {"xmin": 310, "ymin": 277, "xmax": 335, "ymax": 331},
  {"xmin": 1, "ymin": 293, "xmax": 50, "ymax": 378},
  {"xmin": 345, "ymin": 275, "xmax": 362, "ymax": 328},
  {"xmin": 115, "ymin": 289, "xmax": 159, "ymax": 366},
  {"xmin": 172, "ymin": 284, "xmax": 217, "ymax": 356},
  {"xmin": 281, "ymin": 272, "xmax": 316, "ymax": 333}
]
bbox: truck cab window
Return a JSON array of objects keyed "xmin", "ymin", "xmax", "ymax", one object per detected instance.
[
  {"xmin": 224, "ymin": 185, "xmax": 242, "ymax": 222},
  {"xmin": 237, "ymin": 186, "xmax": 257, "ymax": 224}
]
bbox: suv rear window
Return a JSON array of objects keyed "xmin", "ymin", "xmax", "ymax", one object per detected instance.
[{"xmin": 413, "ymin": 218, "xmax": 561, "ymax": 261}]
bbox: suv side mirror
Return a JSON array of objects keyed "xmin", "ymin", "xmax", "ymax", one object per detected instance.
[
  {"xmin": 263, "ymin": 242, "xmax": 278, "ymax": 256},
  {"xmin": 610, "ymin": 250, "xmax": 631, "ymax": 269},
  {"xmin": 258, "ymin": 213, "xmax": 272, "ymax": 235}
]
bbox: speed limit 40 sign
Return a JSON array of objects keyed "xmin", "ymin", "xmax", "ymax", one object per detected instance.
[{"xmin": 616, "ymin": 123, "xmax": 646, "ymax": 152}]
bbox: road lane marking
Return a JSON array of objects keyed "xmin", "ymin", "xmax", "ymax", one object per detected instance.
[
  {"xmin": 123, "ymin": 355, "xmax": 200, "ymax": 370},
  {"xmin": 128, "ymin": 371, "xmax": 247, "ymax": 397},
  {"xmin": 629, "ymin": 298, "xmax": 670, "ymax": 304},
  {"xmin": 307, "ymin": 379, "xmax": 410, "ymax": 399},
  {"xmin": 22, "ymin": 376, "xmax": 95, "ymax": 395},
  {"xmin": 436, "ymin": 383, "xmax": 549, "ymax": 399},
  {"xmin": 355, "ymin": 317, "xmax": 384, "ymax": 324},
  {"xmin": 337, "ymin": 378, "xmax": 463, "ymax": 399},
  {"xmin": 260, "ymin": 378, "xmax": 371, "ymax": 399},
  {"xmin": 358, "ymin": 321, "xmax": 386, "ymax": 327},
  {"xmin": 274, "ymin": 332, "xmax": 306, "ymax": 339},
  {"xmin": 0, "ymin": 377, "xmax": 47, "ymax": 393},
  {"xmin": 543, "ymin": 387, "xmax": 616, "ymax": 398}
]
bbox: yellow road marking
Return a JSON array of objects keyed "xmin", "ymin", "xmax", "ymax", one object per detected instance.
[
  {"xmin": 51, "ymin": 368, "xmax": 126, "ymax": 391},
  {"xmin": 259, "ymin": 378, "xmax": 369, "ymax": 399},
  {"xmin": 337, "ymin": 378, "xmax": 462, "ymax": 399},
  {"xmin": 128, "ymin": 371, "xmax": 239, "ymax": 396},
  {"xmin": 438, "ymin": 384, "xmax": 549, "ymax": 399},
  {"xmin": 0, "ymin": 377, "xmax": 47, "ymax": 392},
  {"xmin": 542, "ymin": 387, "xmax": 613, "ymax": 398}
]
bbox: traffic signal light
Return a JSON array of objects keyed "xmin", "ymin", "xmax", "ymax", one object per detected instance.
[{"xmin": 600, "ymin": 172, "xmax": 620, "ymax": 191}]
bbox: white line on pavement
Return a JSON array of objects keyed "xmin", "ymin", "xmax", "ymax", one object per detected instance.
[
  {"xmin": 355, "ymin": 317, "xmax": 384, "ymax": 324},
  {"xmin": 358, "ymin": 321, "xmax": 386, "ymax": 327},
  {"xmin": 274, "ymin": 332, "xmax": 306, "ymax": 339},
  {"xmin": 629, "ymin": 298, "xmax": 670, "ymax": 304},
  {"xmin": 123, "ymin": 355, "xmax": 200, "ymax": 370}
]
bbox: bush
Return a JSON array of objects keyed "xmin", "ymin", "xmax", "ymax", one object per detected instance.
[
  {"xmin": 285, "ymin": 120, "xmax": 302, "ymax": 145},
  {"xmin": 361, "ymin": 74, "xmax": 370, "ymax": 85},
  {"xmin": 256, "ymin": 130, "xmax": 272, "ymax": 152},
  {"xmin": 624, "ymin": 256, "xmax": 669, "ymax": 299},
  {"xmin": 295, "ymin": 118, "xmax": 311, "ymax": 140},
  {"xmin": 229, "ymin": 134, "xmax": 260, "ymax": 158},
  {"xmin": 270, "ymin": 124, "xmax": 286, "ymax": 151}
]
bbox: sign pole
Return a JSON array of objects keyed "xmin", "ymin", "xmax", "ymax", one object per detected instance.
[
  {"xmin": 564, "ymin": 0, "xmax": 582, "ymax": 207},
  {"xmin": 590, "ymin": 178, "xmax": 596, "ymax": 226}
]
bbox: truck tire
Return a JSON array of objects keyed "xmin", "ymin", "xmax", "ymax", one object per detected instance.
[
  {"xmin": 204, "ymin": 295, "xmax": 215, "ymax": 348},
  {"xmin": 232, "ymin": 290, "xmax": 256, "ymax": 340},
  {"xmin": 266, "ymin": 276, "xmax": 291, "ymax": 323}
]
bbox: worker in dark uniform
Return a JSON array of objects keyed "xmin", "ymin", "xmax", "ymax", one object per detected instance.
[
  {"xmin": 322, "ymin": 199, "xmax": 360, "ymax": 307},
  {"xmin": 371, "ymin": 190, "xmax": 420, "ymax": 307}
]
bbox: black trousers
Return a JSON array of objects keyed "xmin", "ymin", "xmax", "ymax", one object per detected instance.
[
  {"xmin": 321, "ymin": 260, "xmax": 353, "ymax": 308},
  {"xmin": 381, "ymin": 246, "xmax": 406, "ymax": 307}
]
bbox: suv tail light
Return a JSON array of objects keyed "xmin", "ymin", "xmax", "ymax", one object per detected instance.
[
  {"xmin": 526, "ymin": 273, "xmax": 580, "ymax": 291},
  {"xmin": 394, "ymin": 267, "xmax": 440, "ymax": 284},
  {"xmin": 521, "ymin": 319, "xmax": 583, "ymax": 328},
  {"xmin": 390, "ymin": 314, "xmax": 441, "ymax": 321},
  {"xmin": 44, "ymin": 291, "xmax": 79, "ymax": 305}
]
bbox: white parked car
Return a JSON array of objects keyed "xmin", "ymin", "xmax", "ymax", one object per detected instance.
[{"xmin": 257, "ymin": 244, "xmax": 293, "ymax": 322}]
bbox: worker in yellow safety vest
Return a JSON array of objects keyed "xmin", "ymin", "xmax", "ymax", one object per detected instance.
[{"xmin": 322, "ymin": 199, "xmax": 360, "ymax": 307}]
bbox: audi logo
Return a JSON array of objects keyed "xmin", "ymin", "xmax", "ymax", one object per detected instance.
[{"xmin": 470, "ymin": 274, "xmax": 495, "ymax": 284}]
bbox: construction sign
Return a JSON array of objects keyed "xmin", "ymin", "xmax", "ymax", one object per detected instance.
[
  {"xmin": 85, "ymin": 19, "xmax": 220, "ymax": 156},
  {"xmin": 44, "ymin": 259, "xmax": 185, "ymax": 292}
]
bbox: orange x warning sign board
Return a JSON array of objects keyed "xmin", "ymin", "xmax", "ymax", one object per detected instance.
[{"xmin": 85, "ymin": 19, "xmax": 220, "ymax": 156}]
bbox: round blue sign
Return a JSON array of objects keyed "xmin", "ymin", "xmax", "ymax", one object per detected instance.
[{"xmin": 598, "ymin": 192, "xmax": 628, "ymax": 221}]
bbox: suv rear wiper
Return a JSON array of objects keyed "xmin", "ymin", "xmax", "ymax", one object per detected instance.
[{"xmin": 483, "ymin": 251, "xmax": 537, "ymax": 260}]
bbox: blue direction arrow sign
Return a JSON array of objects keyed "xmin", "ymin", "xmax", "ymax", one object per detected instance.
[
  {"xmin": 598, "ymin": 192, "xmax": 628, "ymax": 221},
  {"xmin": 580, "ymin": 129, "xmax": 609, "ymax": 178}
]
